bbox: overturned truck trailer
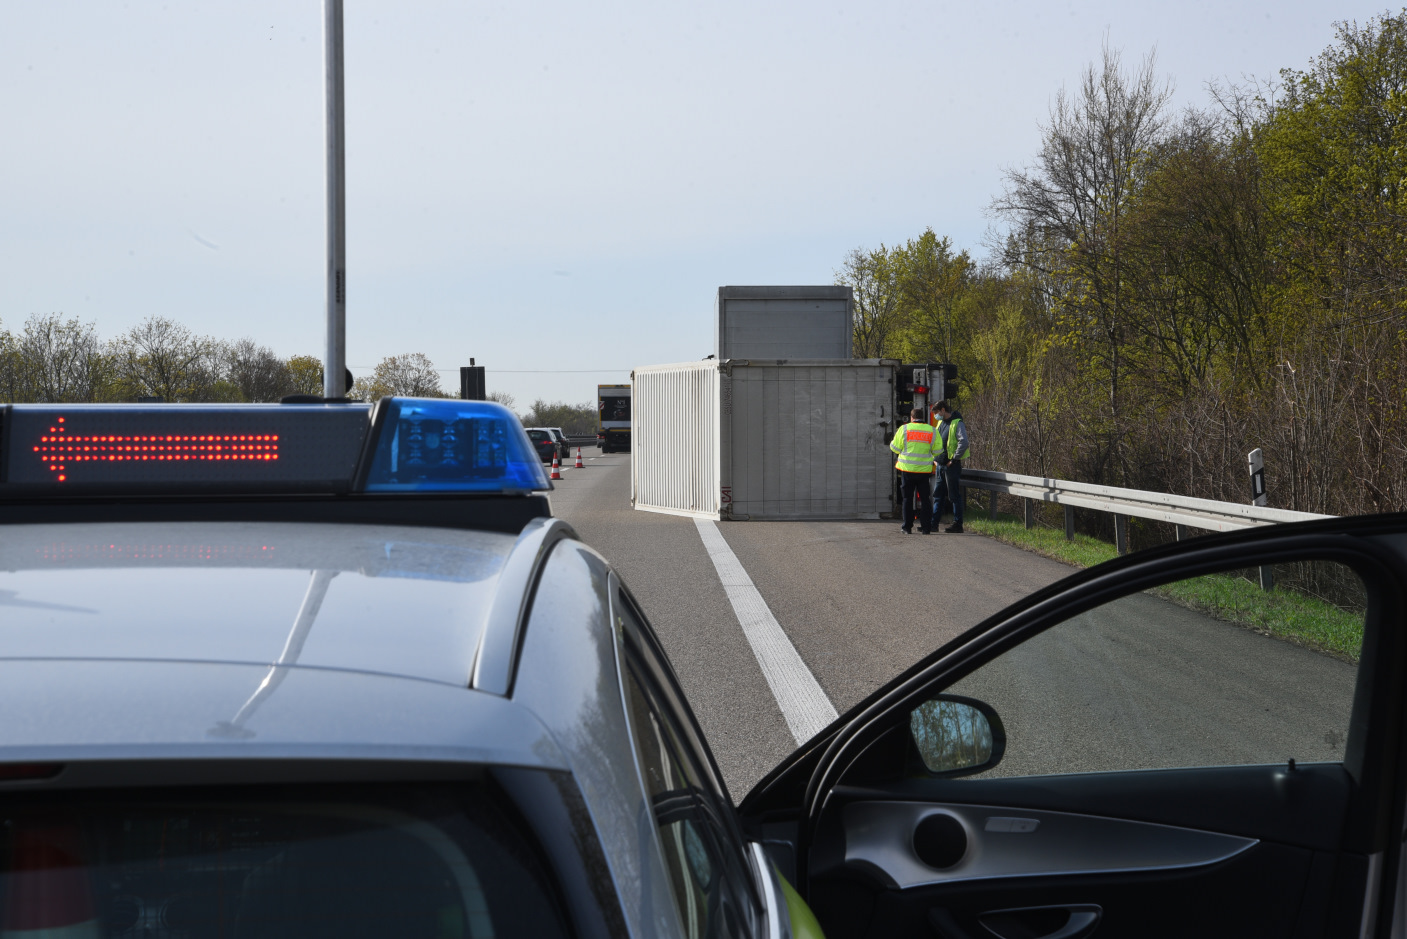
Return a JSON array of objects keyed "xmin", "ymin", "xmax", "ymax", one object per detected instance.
[{"xmin": 632, "ymin": 359, "xmax": 898, "ymax": 520}]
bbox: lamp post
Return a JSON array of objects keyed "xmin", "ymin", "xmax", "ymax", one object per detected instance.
[{"xmin": 323, "ymin": 0, "xmax": 346, "ymax": 398}]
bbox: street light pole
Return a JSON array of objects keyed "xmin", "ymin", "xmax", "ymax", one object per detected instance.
[{"xmin": 323, "ymin": 0, "xmax": 346, "ymax": 398}]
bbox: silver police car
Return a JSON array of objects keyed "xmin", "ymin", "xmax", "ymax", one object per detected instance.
[{"xmin": 0, "ymin": 398, "xmax": 1403, "ymax": 938}]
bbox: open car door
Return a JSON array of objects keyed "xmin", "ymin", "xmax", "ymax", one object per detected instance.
[{"xmin": 739, "ymin": 515, "xmax": 1407, "ymax": 938}]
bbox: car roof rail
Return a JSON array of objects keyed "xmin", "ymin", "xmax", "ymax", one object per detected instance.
[{"xmin": 472, "ymin": 516, "xmax": 578, "ymax": 695}]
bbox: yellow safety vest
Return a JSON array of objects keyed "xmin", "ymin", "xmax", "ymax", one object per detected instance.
[
  {"xmin": 890, "ymin": 422, "xmax": 938, "ymax": 474},
  {"xmin": 937, "ymin": 417, "xmax": 970, "ymax": 461}
]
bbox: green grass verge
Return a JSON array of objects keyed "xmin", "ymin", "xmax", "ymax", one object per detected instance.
[
  {"xmin": 967, "ymin": 512, "xmax": 1363, "ymax": 662},
  {"xmin": 967, "ymin": 513, "xmax": 1118, "ymax": 569}
]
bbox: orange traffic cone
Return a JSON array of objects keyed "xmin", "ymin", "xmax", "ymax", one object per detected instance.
[
  {"xmin": 550, "ymin": 455, "xmax": 562, "ymax": 480},
  {"xmin": 574, "ymin": 447, "xmax": 584, "ymax": 468}
]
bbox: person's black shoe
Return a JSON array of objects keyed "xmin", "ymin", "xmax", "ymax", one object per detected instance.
[
  {"xmin": 944, "ymin": 523, "xmax": 964, "ymax": 533},
  {"xmin": 900, "ymin": 526, "xmax": 912, "ymax": 534},
  {"xmin": 920, "ymin": 529, "xmax": 932, "ymax": 534}
]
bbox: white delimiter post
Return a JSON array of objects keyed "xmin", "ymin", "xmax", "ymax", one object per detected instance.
[
  {"xmin": 1248, "ymin": 448, "xmax": 1267, "ymax": 507},
  {"xmin": 1248, "ymin": 449, "xmax": 1274, "ymax": 590},
  {"xmin": 323, "ymin": 0, "xmax": 347, "ymax": 398}
]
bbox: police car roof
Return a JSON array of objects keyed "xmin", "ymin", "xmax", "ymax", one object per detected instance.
[{"xmin": 0, "ymin": 517, "xmax": 574, "ymax": 770}]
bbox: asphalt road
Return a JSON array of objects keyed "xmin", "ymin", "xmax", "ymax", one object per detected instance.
[
  {"xmin": 548, "ymin": 451, "xmax": 1359, "ymax": 800},
  {"xmin": 549, "ymin": 452, "xmax": 1076, "ymax": 798}
]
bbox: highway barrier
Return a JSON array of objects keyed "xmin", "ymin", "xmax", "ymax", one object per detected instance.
[{"xmin": 962, "ymin": 468, "xmax": 1333, "ymax": 555}]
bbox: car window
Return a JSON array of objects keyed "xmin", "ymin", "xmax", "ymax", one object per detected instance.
[
  {"xmin": 622, "ymin": 656, "xmax": 756, "ymax": 939},
  {"xmin": 942, "ymin": 561, "xmax": 1364, "ymax": 778},
  {"xmin": 527, "ymin": 430, "xmax": 550, "ymax": 442},
  {"xmin": 0, "ymin": 782, "xmax": 571, "ymax": 939},
  {"xmin": 615, "ymin": 596, "xmax": 758, "ymax": 938}
]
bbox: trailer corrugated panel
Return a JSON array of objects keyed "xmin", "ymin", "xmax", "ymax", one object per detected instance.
[
  {"xmin": 724, "ymin": 361, "xmax": 893, "ymax": 519},
  {"xmin": 632, "ymin": 362, "xmax": 721, "ymax": 519},
  {"xmin": 716, "ymin": 286, "xmax": 853, "ymax": 360},
  {"xmin": 632, "ymin": 359, "xmax": 895, "ymax": 520}
]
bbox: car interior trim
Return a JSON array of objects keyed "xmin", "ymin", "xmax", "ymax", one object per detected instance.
[
  {"xmin": 750, "ymin": 841, "xmax": 790, "ymax": 939},
  {"xmin": 842, "ymin": 801, "xmax": 1258, "ymax": 890},
  {"xmin": 472, "ymin": 516, "xmax": 578, "ymax": 695}
]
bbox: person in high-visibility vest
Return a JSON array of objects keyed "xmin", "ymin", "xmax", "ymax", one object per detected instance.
[
  {"xmin": 889, "ymin": 407, "xmax": 939, "ymax": 534},
  {"xmin": 932, "ymin": 399, "xmax": 970, "ymax": 533}
]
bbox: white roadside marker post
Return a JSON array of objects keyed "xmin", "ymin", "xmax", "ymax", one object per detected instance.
[{"xmin": 1249, "ymin": 449, "xmax": 1273, "ymax": 591}]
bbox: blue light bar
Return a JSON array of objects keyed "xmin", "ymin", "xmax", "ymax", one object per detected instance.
[{"xmin": 360, "ymin": 398, "xmax": 551, "ymax": 494}]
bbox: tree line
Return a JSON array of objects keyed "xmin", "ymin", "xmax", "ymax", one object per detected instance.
[
  {"xmin": 0, "ymin": 312, "xmax": 601, "ymax": 434},
  {"xmin": 0, "ymin": 314, "xmax": 328, "ymax": 404},
  {"xmin": 0, "ymin": 313, "xmax": 464, "ymax": 404},
  {"xmin": 842, "ymin": 13, "xmax": 1407, "ymax": 526}
]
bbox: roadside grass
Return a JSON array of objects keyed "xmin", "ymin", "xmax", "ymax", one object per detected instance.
[
  {"xmin": 967, "ymin": 511, "xmax": 1363, "ymax": 662},
  {"xmin": 967, "ymin": 513, "xmax": 1118, "ymax": 569}
]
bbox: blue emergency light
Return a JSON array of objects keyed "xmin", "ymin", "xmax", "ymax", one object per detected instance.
[
  {"xmin": 360, "ymin": 398, "xmax": 550, "ymax": 494},
  {"xmin": 0, "ymin": 398, "xmax": 550, "ymax": 496}
]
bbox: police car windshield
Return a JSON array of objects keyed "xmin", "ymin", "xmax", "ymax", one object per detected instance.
[{"xmin": 0, "ymin": 782, "xmax": 571, "ymax": 939}]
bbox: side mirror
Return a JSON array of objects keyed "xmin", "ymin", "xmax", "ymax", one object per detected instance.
[{"xmin": 909, "ymin": 694, "xmax": 1005, "ymax": 777}]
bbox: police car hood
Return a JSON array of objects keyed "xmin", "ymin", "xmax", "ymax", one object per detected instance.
[{"xmin": 0, "ymin": 521, "xmax": 514, "ymax": 687}]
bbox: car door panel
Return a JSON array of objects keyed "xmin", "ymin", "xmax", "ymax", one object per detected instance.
[
  {"xmin": 838, "ymin": 800, "xmax": 1259, "ymax": 889},
  {"xmin": 830, "ymin": 761, "xmax": 1352, "ymax": 852},
  {"xmin": 740, "ymin": 521, "xmax": 1407, "ymax": 938},
  {"xmin": 805, "ymin": 769, "xmax": 1355, "ymax": 937}
]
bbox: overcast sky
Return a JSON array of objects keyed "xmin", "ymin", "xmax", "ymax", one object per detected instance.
[{"xmin": 0, "ymin": 1, "xmax": 1381, "ymax": 406}]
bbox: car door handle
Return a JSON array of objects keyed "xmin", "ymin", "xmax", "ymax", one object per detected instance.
[{"xmin": 977, "ymin": 904, "xmax": 1102, "ymax": 939}]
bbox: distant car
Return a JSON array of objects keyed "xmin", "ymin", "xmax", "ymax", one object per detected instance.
[
  {"xmin": 544, "ymin": 427, "xmax": 571, "ymax": 459},
  {"xmin": 524, "ymin": 427, "xmax": 559, "ymax": 463}
]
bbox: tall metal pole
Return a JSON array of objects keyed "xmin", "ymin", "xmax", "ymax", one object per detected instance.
[{"xmin": 323, "ymin": 0, "xmax": 346, "ymax": 398}]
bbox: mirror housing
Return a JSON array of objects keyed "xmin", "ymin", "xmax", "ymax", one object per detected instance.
[{"xmin": 909, "ymin": 694, "xmax": 1006, "ymax": 777}]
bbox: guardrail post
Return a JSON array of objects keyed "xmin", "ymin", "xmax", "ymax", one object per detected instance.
[
  {"xmin": 1023, "ymin": 498, "xmax": 1034, "ymax": 530},
  {"xmin": 1175, "ymin": 524, "xmax": 1188, "ymax": 541},
  {"xmin": 1114, "ymin": 516, "xmax": 1129, "ymax": 555},
  {"xmin": 1259, "ymin": 565, "xmax": 1275, "ymax": 591},
  {"xmin": 989, "ymin": 490, "xmax": 998, "ymax": 520},
  {"xmin": 1064, "ymin": 505, "xmax": 1074, "ymax": 541}
]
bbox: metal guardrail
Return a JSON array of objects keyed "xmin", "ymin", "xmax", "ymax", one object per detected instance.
[{"xmin": 961, "ymin": 468, "xmax": 1333, "ymax": 555}]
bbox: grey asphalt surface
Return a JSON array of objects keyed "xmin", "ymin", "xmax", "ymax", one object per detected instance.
[
  {"xmin": 950, "ymin": 591, "xmax": 1357, "ymax": 777},
  {"xmin": 549, "ymin": 451, "xmax": 1360, "ymax": 800},
  {"xmin": 548, "ymin": 451, "xmax": 1076, "ymax": 799}
]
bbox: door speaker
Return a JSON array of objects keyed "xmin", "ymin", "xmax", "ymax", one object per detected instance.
[{"xmin": 913, "ymin": 813, "xmax": 967, "ymax": 869}]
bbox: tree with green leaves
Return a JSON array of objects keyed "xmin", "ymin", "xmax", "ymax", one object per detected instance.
[
  {"xmin": 837, "ymin": 245, "xmax": 904, "ymax": 358},
  {"xmin": 286, "ymin": 355, "xmax": 325, "ymax": 396}
]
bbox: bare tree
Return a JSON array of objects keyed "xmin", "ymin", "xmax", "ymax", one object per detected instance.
[
  {"xmin": 112, "ymin": 317, "xmax": 225, "ymax": 402},
  {"xmin": 8, "ymin": 314, "xmax": 110, "ymax": 402},
  {"xmin": 992, "ymin": 43, "xmax": 1173, "ymax": 479},
  {"xmin": 0, "ymin": 321, "xmax": 21, "ymax": 402},
  {"xmin": 351, "ymin": 353, "xmax": 448, "ymax": 400},
  {"xmin": 226, "ymin": 339, "xmax": 295, "ymax": 402}
]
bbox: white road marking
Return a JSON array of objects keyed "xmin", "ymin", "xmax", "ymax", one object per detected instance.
[{"xmin": 692, "ymin": 518, "xmax": 838, "ymax": 744}]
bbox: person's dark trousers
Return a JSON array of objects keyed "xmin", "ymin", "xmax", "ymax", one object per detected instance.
[
  {"xmin": 933, "ymin": 460, "xmax": 964, "ymax": 528},
  {"xmin": 900, "ymin": 471, "xmax": 933, "ymax": 533}
]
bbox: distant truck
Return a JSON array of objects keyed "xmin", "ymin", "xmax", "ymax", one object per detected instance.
[{"xmin": 597, "ymin": 384, "xmax": 631, "ymax": 453}]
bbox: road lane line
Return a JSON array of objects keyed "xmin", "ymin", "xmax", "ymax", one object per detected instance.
[{"xmin": 692, "ymin": 518, "xmax": 838, "ymax": 744}]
